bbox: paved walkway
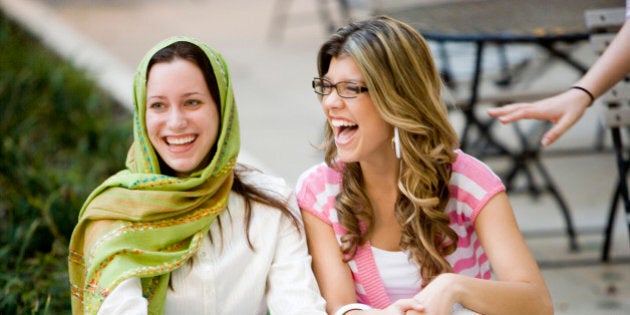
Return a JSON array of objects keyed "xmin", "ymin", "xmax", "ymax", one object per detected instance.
[{"xmin": 2, "ymin": 0, "xmax": 629, "ymax": 313}]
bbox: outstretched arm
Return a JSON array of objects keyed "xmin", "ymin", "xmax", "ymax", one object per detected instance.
[
  {"xmin": 411, "ymin": 192, "xmax": 553, "ymax": 315},
  {"xmin": 488, "ymin": 21, "xmax": 630, "ymax": 146}
]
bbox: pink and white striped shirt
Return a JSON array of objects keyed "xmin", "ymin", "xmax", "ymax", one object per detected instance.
[{"xmin": 296, "ymin": 150, "xmax": 505, "ymax": 309}]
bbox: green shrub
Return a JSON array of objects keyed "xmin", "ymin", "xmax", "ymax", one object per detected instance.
[{"xmin": 0, "ymin": 10, "xmax": 131, "ymax": 314}]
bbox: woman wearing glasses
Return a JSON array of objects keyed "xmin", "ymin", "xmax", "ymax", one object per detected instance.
[{"xmin": 296, "ymin": 16, "xmax": 553, "ymax": 315}]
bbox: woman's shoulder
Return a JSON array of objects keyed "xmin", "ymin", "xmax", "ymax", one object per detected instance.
[
  {"xmin": 229, "ymin": 164, "xmax": 299, "ymax": 219},
  {"xmin": 448, "ymin": 150, "xmax": 506, "ymax": 221},
  {"xmin": 235, "ymin": 163, "xmax": 292, "ymax": 196},
  {"xmin": 295, "ymin": 162, "xmax": 342, "ymax": 192},
  {"xmin": 294, "ymin": 162, "xmax": 342, "ymax": 223},
  {"xmin": 451, "ymin": 150, "xmax": 503, "ymax": 187}
]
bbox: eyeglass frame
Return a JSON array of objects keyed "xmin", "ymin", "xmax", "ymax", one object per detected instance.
[{"xmin": 312, "ymin": 77, "xmax": 369, "ymax": 99}]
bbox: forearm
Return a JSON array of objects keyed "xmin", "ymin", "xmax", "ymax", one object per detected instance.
[
  {"xmin": 462, "ymin": 194, "xmax": 553, "ymax": 314},
  {"xmin": 576, "ymin": 21, "xmax": 630, "ymax": 98},
  {"xmin": 302, "ymin": 211, "xmax": 359, "ymax": 314},
  {"xmin": 450, "ymin": 274, "xmax": 553, "ymax": 315}
]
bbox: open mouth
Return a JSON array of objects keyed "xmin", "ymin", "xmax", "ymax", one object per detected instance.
[
  {"xmin": 331, "ymin": 119, "xmax": 358, "ymax": 144},
  {"xmin": 165, "ymin": 135, "xmax": 196, "ymax": 146}
]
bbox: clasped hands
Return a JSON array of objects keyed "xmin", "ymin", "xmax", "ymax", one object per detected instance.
[{"xmin": 369, "ymin": 273, "xmax": 477, "ymax": 315}]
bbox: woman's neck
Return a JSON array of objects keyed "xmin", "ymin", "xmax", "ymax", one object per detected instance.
[
  {"xmin": 361, "ymin": 157, "xmax": 400, "ymax": 216},
  {"xmin": 361, "ymin": 159, "xmax": 403, "ymax": 251},
  {"xmin": 361, "ymin": 156, "xmax": 399, "ymax": 194}
]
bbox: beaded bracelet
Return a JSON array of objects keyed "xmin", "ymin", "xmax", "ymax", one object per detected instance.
[
  {"xmin": 570, "ymin": 86, "xmax": 595, "ymax": 107},
  {"xmin": 334, "ymin": 303, "xmax": 372, "ymax": 315}
]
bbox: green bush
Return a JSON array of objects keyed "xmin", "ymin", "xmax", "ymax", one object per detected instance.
[{"xmin": 0, "ymin": 10, "xmax": 131, "ymax": 314}]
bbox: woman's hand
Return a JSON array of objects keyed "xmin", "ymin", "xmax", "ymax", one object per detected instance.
[
  {"xmin": 358, "ymin": 298, "xmax": 424, "ymax": 315},
  {"xmin": 410, "ymin": 273, "xmax": 460, "ymax": 315},
  {"xmin": 486, "ymin": 88, "xmax": 590, "ymax": 146}
]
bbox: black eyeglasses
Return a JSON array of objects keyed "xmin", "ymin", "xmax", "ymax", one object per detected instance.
[{"xmin": 312, "ymin": 77, "xmax": 369, "ymax": 99}]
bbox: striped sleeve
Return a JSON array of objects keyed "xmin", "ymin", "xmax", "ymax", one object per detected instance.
[
  {"xmin": 449, "ymin": 151, "xmax": 506, "ymax": 222},
  {"xmin": 295, "ymin": 163, "xmax": 342, "ymax": 225}
]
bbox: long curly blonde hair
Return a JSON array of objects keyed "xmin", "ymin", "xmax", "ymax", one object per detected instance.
[{"xmin": 318, "ymin": 16, "xmax": 460, "ymax": 285}]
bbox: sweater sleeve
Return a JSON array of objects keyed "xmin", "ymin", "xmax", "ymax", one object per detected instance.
[
  {"xmin": 98, "ymin": 277, "xmax": 148, "ymax": 315},
  {"xmin": 265, "ymin": 196, "xmax": 327, "ymax": 315}
]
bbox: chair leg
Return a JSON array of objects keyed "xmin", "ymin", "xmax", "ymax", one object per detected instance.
[
  {"xmin": 604, "ymin": 126, "xmax": 630, "ymax": 261},
  {"xmin": 601, "ymin": 179, "xmax": 620, "ymax": 261}
]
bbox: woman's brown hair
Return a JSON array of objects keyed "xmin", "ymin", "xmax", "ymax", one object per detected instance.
[{"xmin": 317, "ymin": 16, "xmax": 460, "ymax": 285}]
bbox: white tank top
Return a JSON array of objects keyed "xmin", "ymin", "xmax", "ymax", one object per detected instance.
[
  {"xmin": 371, "ymin": 247, "xmax": 421, "ymax": 301},
  {"xmin": 371, "ymin": 247, "xmax": 480, "ymax": 314}
]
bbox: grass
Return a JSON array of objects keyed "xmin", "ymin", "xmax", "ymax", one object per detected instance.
[{"xmin": 0, "ymin": 9, "xmax": 132, "ymax": 314}]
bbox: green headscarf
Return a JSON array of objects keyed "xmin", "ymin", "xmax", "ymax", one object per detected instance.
[{"xmin": 68, "ymin": 36, "xmax": 239, "ymax": 315}]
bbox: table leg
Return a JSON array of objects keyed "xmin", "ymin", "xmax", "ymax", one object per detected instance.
[
  {"xmin": 460, "ymin": 41, "xmax": 511, "ymax": 156},
  {"xmin": 532, "ymin": 156, "xmax": 579, "ymax": 251},
  {"xmin": 507, "ymin": 121, "xmax": 579, "ymax": 251},
  {"xmin": 537, "ymin": 41, "xmax": 589, "ymax": 74},
  {"xmin": 459, "ymin": 41, "xmax": 579, "ymax": 251},
  {"xmin": 437, "ymin": 41, "xmax": 455, "ymax": 88}
]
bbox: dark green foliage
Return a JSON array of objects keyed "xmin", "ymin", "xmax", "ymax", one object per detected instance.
[{"xmin": 0, "ymin": 10, "xmax": 131, "ymax": 314}]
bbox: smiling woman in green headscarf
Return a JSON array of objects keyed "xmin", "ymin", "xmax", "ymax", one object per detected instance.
[{"xmin": 68, "ymin": 37, "xmax": 325, "ymax": 315}]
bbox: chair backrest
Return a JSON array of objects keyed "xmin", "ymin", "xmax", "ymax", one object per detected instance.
[
  {"xmin": 585, "ymin": 7, "xmax": 630, "ymax": 262},
  {"xmin": 584, "ymin": 7, "xmax": 625, "ymax": 31},
  {"xmin": 585, "ymin": 7, "xmax": 629, "ymax": 104}
]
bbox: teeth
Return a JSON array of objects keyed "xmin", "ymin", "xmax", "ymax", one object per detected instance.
[
  {"xmin": 331, "ymin": 119, "xmax": 357, "ymax": 127},
  {"xmin": 167, "ymin": 135, "xmax": 195, "ymax": 145}
]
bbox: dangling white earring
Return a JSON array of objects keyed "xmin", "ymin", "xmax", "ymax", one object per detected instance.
[{"xmin": 393, "ymin": 127, "xmax": 401, "ymax": 159}]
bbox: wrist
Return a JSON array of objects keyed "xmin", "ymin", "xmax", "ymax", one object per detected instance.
[
  {"xmin": 437, "ymin": 273, "xmax": 465, "ymax": 302},
  {"xmin": 569, "ymin": 86, "xmax": 595, "ymax": 107},
  {"xmin": 334, "ymin": 303, "xmax": 372, "ymax": 315}
]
